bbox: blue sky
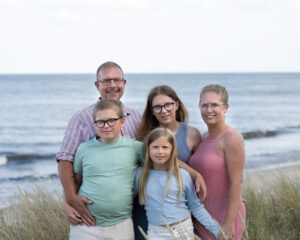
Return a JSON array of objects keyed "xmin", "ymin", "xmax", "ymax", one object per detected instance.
[{"xmin": 1, "ymin": 0, "xmax": 300, "ymax": 73}]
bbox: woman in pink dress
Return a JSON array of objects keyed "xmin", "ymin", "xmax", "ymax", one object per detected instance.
[{"xmin": 189, "ymin": 84, "xmax": 246, "ymax": 240}]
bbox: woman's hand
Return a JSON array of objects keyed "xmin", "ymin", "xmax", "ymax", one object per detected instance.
[
  {"xmin": 217, "ymin": 223, "xmax": 234, "ymax": 240},
  {"xmin": 194, "ymin": 171, "xmax": 207, "ymax": 201},
  {"xmin": 177, "ymin": 160, "xmax": 207, "ymax": 200}
]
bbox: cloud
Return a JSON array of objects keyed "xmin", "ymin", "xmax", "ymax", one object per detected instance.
[
  {"xmin": 174, "ymin": 0, "xmax": 300, "ymax": 10},
  {"xmin": 54, "ymin": 8, "xmax": 95, "ymax": 22},
  {"xmin": 38, "ymin": 0, "xmax": 150, "ymax": 10}
]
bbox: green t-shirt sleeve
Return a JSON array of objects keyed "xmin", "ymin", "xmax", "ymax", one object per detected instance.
[
  {"xmin": 73, "ymin": 144, "xmax": 84, "ymax": 174},
  {"xmin": 133, "ymin": 140, "xmax": 144, "ymax": 164}
]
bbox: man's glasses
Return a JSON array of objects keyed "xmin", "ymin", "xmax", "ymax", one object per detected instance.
[
  {"xmin": 98, "ymin": 78, "xmax": 124, "ymax": 86},
  {"xmin": 94, "ymin": 116, "xmax": 124, "ymax": 128},
  {"xmin": 199, "ymin": 102, "xmax": 224, "ymax": 110},
  {"xmin": 152, "ymin": 102, "xmax": 175, "ymax": 114}
]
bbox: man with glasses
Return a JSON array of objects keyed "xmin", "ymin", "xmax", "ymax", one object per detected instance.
[{"xmin": 56, "ymin": 62, "xmax": 144, "ymax": 237}]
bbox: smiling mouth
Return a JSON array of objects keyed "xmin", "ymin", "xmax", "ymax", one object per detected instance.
[
  {"xmin": 160, "ymin": 114, "xmax": 170, "ymax": 119},
  {"xmin": 106, "ymin": 88, "xmax": 119, "ymax": 94}
]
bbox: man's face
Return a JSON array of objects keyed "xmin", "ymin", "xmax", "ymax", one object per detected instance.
[{"xmin": 95, "ymin": 66, "xmax": 126, "ymax": 101}]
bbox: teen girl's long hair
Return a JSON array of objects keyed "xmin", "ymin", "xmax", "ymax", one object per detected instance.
[
  {"xmin": 136, "ymin": 85, "xmax": 188, "ymax": 141},
  {"xmin": 138, "ymin": 127, "xmax": 183, "ymax": 205}
]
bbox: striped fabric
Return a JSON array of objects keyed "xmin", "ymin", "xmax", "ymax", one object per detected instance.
[{"xmin": 56, "ymin": 99, "xmax": 142, "ymax": 162}]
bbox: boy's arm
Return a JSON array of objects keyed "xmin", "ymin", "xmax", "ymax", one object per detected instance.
[
  {"xmin": 134, "ymin": 168, "xmax": 142, "ymax": 197},
  {"xmin": 178, "ymin": 160, "xmax": 207, "ymax": 200},
  {"xmin": 134, "ymin": 140, "xmax": 145, "ymax": 166}
]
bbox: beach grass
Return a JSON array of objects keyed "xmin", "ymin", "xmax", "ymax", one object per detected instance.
[
  {"xmin": 0, "ymin": 170, "xmax": 300, "ymax": 240},
  {"xmin": 242, "ymin": 170, "xmax": 300, "ymax": 240},
  {"xmin": 0, "ymin": 180, "xmax": 69, "ymax": 240}
]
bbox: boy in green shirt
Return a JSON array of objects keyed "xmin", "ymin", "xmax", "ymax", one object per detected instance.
[{"xmin": 69, "ymin": 99, "xmax": 144, "ymax": 240}]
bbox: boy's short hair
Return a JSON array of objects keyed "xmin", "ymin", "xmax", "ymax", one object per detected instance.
[{"xmin": 92, "ymin": 99, "xmax": 124, "ymax": 120}]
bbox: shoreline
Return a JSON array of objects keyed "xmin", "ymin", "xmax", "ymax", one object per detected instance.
[{"xmin": 243, "ymin": 163, "xmax": 300, "ymax": 186}]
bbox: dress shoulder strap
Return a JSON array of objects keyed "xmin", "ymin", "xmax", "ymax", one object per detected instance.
[{"xmin": 216, "ymin": 127, "xmax": 232, "ymax": 141}]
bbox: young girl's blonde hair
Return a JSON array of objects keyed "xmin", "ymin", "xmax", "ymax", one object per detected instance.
[{"xmin": 138, "ymin": 127, "xmax": 183, "ymax": 205}]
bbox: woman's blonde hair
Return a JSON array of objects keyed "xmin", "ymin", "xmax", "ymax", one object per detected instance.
[
  {"xmin": 136, "ymin": 85, "xmax": 188, "ymax": 141},
  {"xmin": 138, "ymin": 127, "xmax": 183, "ymax": 205},
  {"xmin": 199, "ymin": 84, "xmax": 229, "ymax": 105}
]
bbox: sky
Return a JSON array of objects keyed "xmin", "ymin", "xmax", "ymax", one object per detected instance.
[{"xmin": 0, "ymin": 0, "xmax": 300, "ymax": 73}]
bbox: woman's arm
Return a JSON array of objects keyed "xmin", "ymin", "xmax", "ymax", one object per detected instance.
[
  {"xmin": 221, "ymin": 130, "xmax": 245, "ymax": 239},
  {"xmin": 186, "ymin": 125, "xmax": 202, "ymax": 153},
  {"xmin": 178, "ymin": 160, "xmax": 207, "ymax": 200},
  {"xmin": 184, "ymin": 126, "xmax": 206, "ymax": 199}
]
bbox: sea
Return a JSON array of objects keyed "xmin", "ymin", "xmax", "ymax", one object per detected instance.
[{"xmin": 1, "ymin": 72, "xmax": 300, "ymax": 207}]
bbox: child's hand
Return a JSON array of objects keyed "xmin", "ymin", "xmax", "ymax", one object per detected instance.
[
  {"xmin": 63, "ymin": 199, "xmax": 83, "ymax": 225},
  {"xmin": 68, "ymin": 195, "xmax": 95, "ymax": 226},
  {"xmin": 195, "ymin": 172, "xmax": 207, "ymax": 201}
]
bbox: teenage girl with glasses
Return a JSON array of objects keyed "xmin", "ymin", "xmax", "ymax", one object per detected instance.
[{"xmin": 137, "ymin": 85, "xmax": 202, "ymax": 165}]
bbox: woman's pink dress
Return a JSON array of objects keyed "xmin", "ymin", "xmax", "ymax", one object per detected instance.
[{"xmin": 188, "ymin": 128, "xmax": 246, "ymax": 240}]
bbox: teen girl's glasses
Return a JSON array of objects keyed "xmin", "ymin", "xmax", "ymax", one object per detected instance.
[
  {"xmin": 152, "ymin": 102, "xmax": 175, "ymax": 114},
  {"xmin": 98, "ymin": 78, "xmax": 124, "ymax": 86}
]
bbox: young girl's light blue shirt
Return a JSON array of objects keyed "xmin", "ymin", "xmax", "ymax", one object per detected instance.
[{"xmin": 134, "ymin": 167, "xmax": 219, "ymax": 238}]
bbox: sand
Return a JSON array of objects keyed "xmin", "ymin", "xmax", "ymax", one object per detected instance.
[{"xmin": 243, "ymin": 164, "xmax": 300, "ymax": 187}]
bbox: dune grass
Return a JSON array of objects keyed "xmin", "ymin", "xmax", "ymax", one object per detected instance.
[
  {"xmin": 242, "ymin": 172, "xmax": 300, "ymax": 240},
  {"xmin": 0, "ymin": 172, "xmax": 299, "ymax": 239},
  {"xmin": 0, "ymin": 180, "xmax": 69, "ymax": 240}
]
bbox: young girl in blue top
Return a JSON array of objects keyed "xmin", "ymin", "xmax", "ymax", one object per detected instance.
[{"xmin": 135, "ymin": 127, "xmax": 220, "ymax": 239}]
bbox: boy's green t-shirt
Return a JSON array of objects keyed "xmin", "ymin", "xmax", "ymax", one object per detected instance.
[{"xmin": 73, "ymin": 136, "xmax": 144, "ymax": 227}]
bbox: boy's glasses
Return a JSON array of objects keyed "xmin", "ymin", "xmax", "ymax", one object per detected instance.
[
  {"xmin": 98, "ymin": 78, "xmax": 124, "ymax": 86},
  {"xmin": 152, "ymin": 102, "xmax": 175, "ymax": 114},
  {"xmin": 94, "ymin": 113, "xmax": 130, "ymax": 128},
  {"xmin": 94, "ymin": 116, "xmax": 123, "ymax": 128}
]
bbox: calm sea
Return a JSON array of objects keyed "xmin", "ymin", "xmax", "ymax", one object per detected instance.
[{"xmin": 1, "ymin": 73, "xmax": 300, "ymax": 206}]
